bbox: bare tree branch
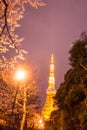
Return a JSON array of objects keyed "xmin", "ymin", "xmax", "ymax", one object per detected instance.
[
  {"xmin": 0, "ymin": 0, "xmax": 8, "ymax": 36},
  {"xmin": 80, "ymin": 63, "xmax": 87, "ymax": 71}
]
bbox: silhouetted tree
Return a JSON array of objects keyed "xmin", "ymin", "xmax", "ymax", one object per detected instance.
[{"xmin": 51, "ymin": 33, "xmax": 87, "ymax": 130}]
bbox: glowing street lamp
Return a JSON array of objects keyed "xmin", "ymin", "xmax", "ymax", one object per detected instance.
[
  {"xmin": 34, "ymin": 115, "xmax": 44, "ymax": 130},
  {"xmin": 12, "ymin": 69, "xmax": 26, "ymax": 115},
  {"xmin": 13, "ymin": 69, "xmax": 28, "ymax": 130},
  {"xmin": 16, "ymin": 69, "xmax": 28, "ymax": 130},
  {"xmin": 39, "ymin": 119, "xmax": 43, "ymax": 124},
  {"xmin": 39, "ymin": 119, "xmax": 44, "ymax": 129},
  {"xmin": 15, "ymin": 70, "xmax": 26, "ymax": 81},
  {"xmin": 8, "ymin": 69, "xmax": 27, "ymax": 129}
]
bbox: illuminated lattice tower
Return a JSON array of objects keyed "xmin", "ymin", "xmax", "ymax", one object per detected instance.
[{"xmin": 42, "ymin": 54, "xmax": 56, "ymax": 121}]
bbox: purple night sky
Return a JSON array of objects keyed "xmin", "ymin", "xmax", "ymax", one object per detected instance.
[{"xmin": 17, "ymin": 0, "xmax": 87, "ymax": 105}]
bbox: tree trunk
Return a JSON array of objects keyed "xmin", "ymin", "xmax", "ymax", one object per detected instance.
[
  {"xmin": 20, "ymin": 85, "xmax": 26, "ymax": 130},
  {"xmin": 12, "ymin": 84, "xmax": 19, "ymax": 115}
]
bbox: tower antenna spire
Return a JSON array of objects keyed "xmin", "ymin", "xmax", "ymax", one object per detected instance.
[
  {"xmin": 48, "ymin": 53, "xmax": 55, "ymax": 89},
  {"xmin": 51, "ymin": 53, "xmax": 54, "ymax": 64}
]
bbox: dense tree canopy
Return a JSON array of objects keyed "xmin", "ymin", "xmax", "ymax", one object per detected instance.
[
  {"xmin": 48, "ymin": 33, "xmax": 87, "ymax": 130},
  {"xmin": 69, "ymin": 40, "xmax": 87, "ymax": 68}
]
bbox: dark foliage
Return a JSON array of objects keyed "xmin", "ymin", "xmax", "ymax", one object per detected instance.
[{"xmin": 47, "ymin": 32, "xmax": 87, "ymax": 130}]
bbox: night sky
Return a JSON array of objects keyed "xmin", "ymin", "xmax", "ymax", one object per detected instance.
[{"xmin": 17, "ymin": 0, "xmax": 87, "ymax": 105}]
